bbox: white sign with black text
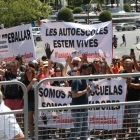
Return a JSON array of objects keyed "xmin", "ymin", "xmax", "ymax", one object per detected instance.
[
  {"xmin": 38, "ymin": 78, "xmax": 127, "ymax": 130},
  {"xmin": 0, "ymin": 24, "xmax": 36, "ymax": 62},
  {"xmin": 41, "ymin": 21, "xmax": 113, "ymax": 62}
]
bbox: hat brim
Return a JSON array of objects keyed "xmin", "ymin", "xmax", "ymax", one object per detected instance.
[{"xmin": 43, "ymin": 64, "xmax": 48, "ymax": 67}]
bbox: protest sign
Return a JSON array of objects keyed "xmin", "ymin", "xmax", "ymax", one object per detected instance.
[
  {"xmin": 38, "ymin": 78, "xmax": 127, "ymax": 130},
  {"xmin": 0, "ymin": 38, "xmax": 9, "ymax": 53},
  {"xmin": 0, "ymin": 24, "xmax": 36, "ymax": 62},
  {"xmin": 41, "ymin": 21, "xmax": 112, "ymax": 62}
]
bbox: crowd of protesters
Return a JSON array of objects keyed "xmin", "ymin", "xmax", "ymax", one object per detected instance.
[{"xmin": 0, "ymin": 50, "xmax": 140, "ymax": 140}]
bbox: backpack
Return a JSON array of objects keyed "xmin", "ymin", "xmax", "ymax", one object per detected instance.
[{"xmin": 5, "ymin": 72, "xmax": 22, "ymax": 99}]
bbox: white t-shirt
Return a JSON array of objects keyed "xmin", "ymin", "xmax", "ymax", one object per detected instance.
[{"xmin": 0, "ymin": 101, "xmax": 22, "ymax": 140}]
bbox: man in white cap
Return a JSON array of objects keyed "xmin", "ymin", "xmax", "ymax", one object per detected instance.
[{"xmin": 0, "ymin": 91, "xmax": 24, "ymax": 140}]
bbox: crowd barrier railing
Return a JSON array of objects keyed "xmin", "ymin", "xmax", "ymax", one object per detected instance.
[
  {"xmin": 35, "ymin": 73, "xmax": 140, "ymax": 140},
  {"xmin": 0, "ymin": 81, "xmax": 28, "ymax": 140}
]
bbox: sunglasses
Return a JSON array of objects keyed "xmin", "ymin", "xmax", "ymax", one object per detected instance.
[
  {"xmin": 72, "ymin": 70, "xmax": 77, "ymax": 73},
  {"xmin": 11, "ymin": 65, "xmax": 17, "ymax": 67},
  {"xmin": 26, "ymin": 71, "xmax": 32, "ymax": 74},
  {"xmin": 7, "ymin": 69, "xmax": 11, "ymax": 71},
  {"xmin": 112, "ymin": 59, "xmax": 119, "ymax": 61},
  {"xmin": 94, "ymin": 61, "xmax": 99, "ymax": 63},
  {"xmin": 123, "ymin": 63, "xmax": 130, "ymax": 66},
  {"xmin": 55, "ymin": 70, "xmax": 61, "ymax": 73},
  {"xmin": 72, "ymin": 63, "xmax": 78, "ymax": 66}
]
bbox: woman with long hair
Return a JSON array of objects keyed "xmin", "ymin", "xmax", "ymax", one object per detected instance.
[{"xmin": 22, "ymin": 67, "xmax": 37, "ymax": 139}]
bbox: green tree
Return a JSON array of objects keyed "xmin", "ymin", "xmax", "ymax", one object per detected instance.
[
  {"xmin": 94, "ymin": 0, "xmax": 105, "ymax": 4},
  {"xmin": 0, "ymin": 0, "xmax": 49, "ymax": 28},
  {"xmin": 99, "ymin": 10, "xmax": 112, "ymax": 22},
  {"xmin": 73, "ymin": 7, "xmax": 83, "ymax": 13},
  {"xmin": 66, "ymin": 0, "xmax": 83, "ymax": 7},
  {"xmin": 57, "ymin": 7, "xmax": 74, "ymax": 22},
  {"xmin": 83, "ymin": 0, "xmax": 90, "ymax": 4},
  {"xmin": 124, "ymin": 3, "xmax": 131, "ymax": 12}
]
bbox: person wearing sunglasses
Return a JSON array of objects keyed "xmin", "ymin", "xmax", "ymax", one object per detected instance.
[
  {"xmin": 112, "ymin": 56, "xmax": 123, "ymax": 74},
  {"xmin": 93, "ymin": 58, "xmax": 101, "ymax": 75},
  {"xmin": 67, "ymin": 57, "xmax": 81, "ymax": 76},
  {"xmin": 37, "ymin": 61, "xmax": 51, "ymax": 84}
]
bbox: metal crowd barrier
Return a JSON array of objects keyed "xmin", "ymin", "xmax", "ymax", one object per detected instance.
[
  {"xmin": 0, "ymin": 81, "xmax": 28, "ymax": 140},
  {"xmin": 35, "ymin": 73, "xmax": 140, "ymax": 140}
]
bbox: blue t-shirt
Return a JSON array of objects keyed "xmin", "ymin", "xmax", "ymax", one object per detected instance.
[{"xmin": 71, "ymin": 79, "xmax": 88, "ymax": 105}]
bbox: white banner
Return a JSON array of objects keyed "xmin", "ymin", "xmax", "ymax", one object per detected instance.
[
  {"xmin": 38, "ymin": 78, "xmax": 127, "ymax": 130},
  {"xmin": 0, "ymin": 24, "xmax": 36, "ymax": 62},
  {"xmin": 41, "ymin": 21, "xmax": 112, "ymax": 62}
]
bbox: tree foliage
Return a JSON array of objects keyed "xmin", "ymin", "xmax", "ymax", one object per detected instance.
[
  {"xmin": 0, "ymin": 0, "xmax": 49, "ymax": 28},
  {"xmin": 124, "ymin": 3, "xmax": 131, "ymax": 12},
  {"xmin": 57, "ymin": 7, "xmax": 74, "ymax": 22},
  {"xmin": 73, "ymin": 7, "xmax": 83, "ymax": 13},
  {"xmin": 99, "ymin": 10, "xmax": 112, "ymax": 22},
  {"xmin": 66, "ymin": 0, "xmax": 83, "ymax": 7}
]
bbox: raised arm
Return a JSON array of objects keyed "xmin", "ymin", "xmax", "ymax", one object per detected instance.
[
  {"xmin": 0, "ymin": 69, "xmax": 5, "ymax": 77},
  {"xmin": 130, "ymin": 53, "xmax": 140, "ymax": 71},
  {"xmin": 62, "ymin": 56, "xmax": 71, "ymax": 77}
]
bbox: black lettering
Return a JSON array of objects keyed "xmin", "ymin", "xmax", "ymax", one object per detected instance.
[
  {"xmin": 56, "ymin": 90, "xmax": 61, "ymax": 98},
  {"xmin": 60, "ymin": 90, "xmax": 65, "ymax": 98},
  {"xmin": 68, "ymin": 91, "xmax": 72, "ymax": 98},
  {"xmin": 116, "ymin": 100, "xmax": 120, "ymax": 110},
  {"xmin": 118, "ymin": 85, "xmax": 122, "ymax": 95},
  {"xmin": 101, "ymin": 100, "xmax": 105, "ymax": 110},
  {"xmin": 54, "ymin": 28, "xmax": 57, "ymax": 36},
  {"xmin": 89, "ymin": 39, "xmax": 94, "ymax": 47},
  {"xmin": 11, "ymin": 33, "xmax": 14, "ymax": 43},
  {"xmin": 27, "ymin": 30, "xmax": 31, "ymax": 39},
  {"xmin": 23, "ymin": 30, "xmax": 27, "ymax": 41},
  {"xmin": 59, "ymin": 28, "xmax": 63, "ymax": 36},
  {"xmin": 77, "ymin": 40, "xmax": 81, "ymax": 48},
  {"xmin": 8, "ymin": 33, "xmax": 11, "ymax": 43},
  {"xmin": 95, "ymin": 101, "xmax": 100, "ymax": 110},
  {"xmin": 54, "ymin": 40, "xmax": 57, "ymax": 48},
  {"xmin": 114, "ymin": 85, "xmax": 118, "ymax": 95},
  {"xmin": 15, "ymin": 32, "xmax": 18, "ymax": 42},
  {"xmin": 42, "ymin": 102, "xmax": 47, "ymax": 107},
  {"xmin": 81, "ymin": 29, "xmax": 85, "ymax": 36},
  {"xmin": 112, "ymin": 100, "xmax": 116, "ymax": 110},
  {"xmin": 50, "ymin": 29, "xmax": 54, "ymax": 36},
  {"xmin": 44, "ymin": 88, "xmax": 48, "ymax": 97},
  {"xmin": 71, "ymin": 28, "xmax": 76, "ymax": 35},
  {"xmin": 46, "ymin": 29, "xmax": 49, "ymax": 36},
  {"xmin": 18, "ymin": 31, "xmax": 21, "ymax": 41},
  {"xmin": 76, "ymin": 28, "xmax": 80, "ymax": 36},
  {"xmin": 99, "ymin": 28, "xmax": 103, "ymax": 34},
  {"xmin": 104, "ymin": 26, "xmax": 108, "ymax": 34},
  {"xmin": 105, "ymin": 86, "xmax": 109, "ymax": 95},
  {"xmin": 94, "ymin": 39, "xmax": 98, "ymax": 47},
  {"xmin": 49, "ymin": 88, "xmax": 55, "ymax": 98},
  {"xmin": 39, "ymin": 87, "xmax": 43, "ymax": 97},
  {"xmin": 86, "ymin": 30, "xmax": 90, "ymax": 36},
  {"xmin": 58, "ymin": 40, "xmax": 61, "ymax": 48},
  {"xmin": 106, "ymin": 100, "xmax": 111, "ymax": 110}
]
